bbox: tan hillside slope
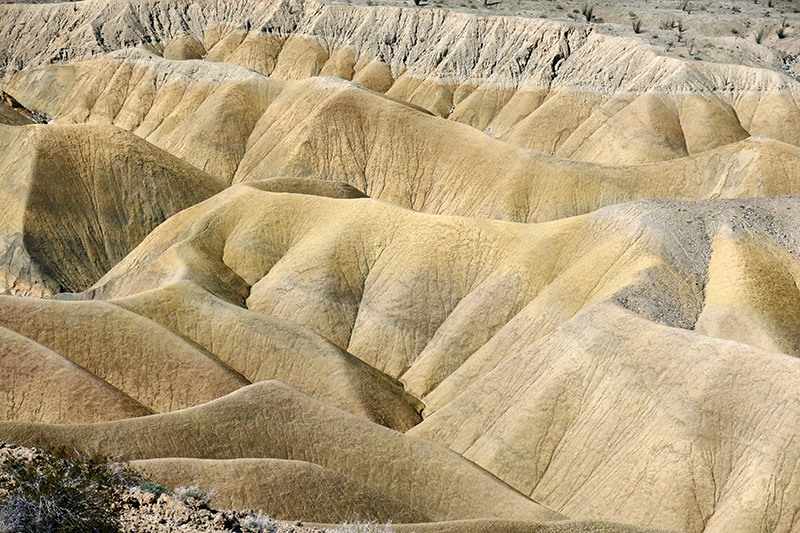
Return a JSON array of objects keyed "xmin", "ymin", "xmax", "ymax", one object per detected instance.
[
  {"xmin": 5, "ymin": 0, "xmax": 800, "ymax": 164},
  {"xmin": 131, "ymin": 457, "xmax": 429, "ymax": 523},
  {"xmin": 0, "ymin": 296, "xmax": 249, "ymax": 414},
  {"xmin": 113, "ymin": 281, "xmax": 422, "ymax": 431},
  {"xmin": 0, "ymin": 381, "xmax": 565, "ymax": 524},
  {"xmin": 90, "ymin": 185, "xmax": 675, "ymax": 381},
  {"xmin": 0, "ymin": 280, "xmax": 421, "ymax": 430},
  {"xmin": 1, "ymin": 51, "xmax": 283, "ymax": 183},
  {"xmin": 0, "ymin": 326, "xmax": 152, "ymax": 424},
  {"xmin": 6, "ymin": 51, "xmax": 800, "ymax": 225},
  {"xmin": 71, "ymin": 188, "xmax": 800, "ymax": 531},
  {"xmin": 410, "ymin": 301, "xmax": 800, "ymax": 533},
  {"xmin": 234, "ymin": 77, "xmax": 800, "ymax": 221},
  {"xmin": 0, "ymin": 121, "xmax": 222, "ymax": 297},
  {"xmin": 86, "ymin": 187, "xmax": 800, "ymax": 390},
  {"xmin": 387, "ymin": 521, "xmax": 674, "ymax": 533},
  {"xmin": 0, "ymin": 150, "xmax": 799, "ymax": 529}
]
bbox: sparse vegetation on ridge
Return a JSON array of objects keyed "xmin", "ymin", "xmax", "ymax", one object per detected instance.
[
  {"xmin": 173, "ymin": 485, "xmax": 213, "ymax": 505},
  {"xmin": 137, "ymin": 480, "xmax": 169, "ymax": 499},
  {"xmin": 581, "ymin": 2, "xmax": 594, "ymax": 21},
  {"xmin": 242, "ymin": 512, "xmax": 279, "ymax": 532},
  {"xmin": 0, "ymin": 447, "xmax": 141, "ymax": 533}
]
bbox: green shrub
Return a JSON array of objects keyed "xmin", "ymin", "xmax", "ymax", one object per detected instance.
[
  {"xmin": 138, "ymin": 481, "xmax": 169, "ymax": 499},
  {"xmin": 0, "ymin": 448, "xmax": 139, "ymax": 533}
]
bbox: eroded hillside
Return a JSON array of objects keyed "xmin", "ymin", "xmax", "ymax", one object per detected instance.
[{"xmin": 1, "ymin": 0, "xmax": 800, "ymax": 532}]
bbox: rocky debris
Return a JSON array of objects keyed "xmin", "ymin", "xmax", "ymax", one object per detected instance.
[
  {"xmin": 119, "ymin": 490, "xmax": 315, "ymax": 533},
  {"xmin": 0, "ymin": 440, "xmax": 332, "ymax": 533}
]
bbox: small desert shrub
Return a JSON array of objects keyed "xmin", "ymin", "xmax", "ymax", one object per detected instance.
[
  {"xmin": 632, "ymin": 19, "xmax": 643, "ymax": 33},
  {"xmin": 581, "ymin": 2, "xmax": 594, "ymax": 21},
  {"xmin": 242, "ymin": 511, "xmax": 278, "ymax": 533},
  {"xmin": 138, "ymin": 481, "xmax": 169, "ymax": 499},
  {"xmin": 660, "ymin": 17, "xmax": 676, "ymax": 29},
  {"xmin": 675, "ymin": 19, "xmax": 686, "ymax": 40},
  {"xmin": 777, "ymin": 17, "xmax": 790, "ymax": 37},
  {"xmin": 331, "ymin": 521, "xmax": 394, "ymax": 533},
  {"xmin": 173, "ymin": 485, "xmax": 212, "ymax": 505},
  {"xmin": 755, "ymin": 26, "xmax": 766, "ymax": 42},
  {"xmin": 0, "ymin": 448, "xmax": 140, "ymax": 533}
]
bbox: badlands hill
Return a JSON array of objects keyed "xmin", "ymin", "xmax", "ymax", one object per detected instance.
[{"xmin": 3, "ymin": 0, "xmax": 800, "ymax": 532}]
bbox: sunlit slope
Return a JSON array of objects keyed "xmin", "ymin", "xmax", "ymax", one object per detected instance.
[
  {"xmin": 0, "ymin": 281, "xmax": 422, "ymax": 431},
  {"xmin": 131, "ymin": 457, "xmax": 429, "ymax": 523},
  {"xmin": 2, "ymin": 52, "xmax": 283, "ymax": 183},
  {"xmin": 114, "ymin": 281, "xmax": 423, "ymax": 431},
  {"xmin": 0, "ymin": 381, "xmax": 565, "ymax": 524},
  {"xmin": 36, "ymin": 185, "xmax": 798, "ymax": 531},
  {"xmin": 0, "ymin": 140, "xmax": 798, "ymax": 529},
  {"xmin": 0, "ymin": 122, "xmax": 222, "ymax": 297},
  {"xmin": 4, "ymin": 0, "xmax": 800, "ymax": 165},
  {"xmin": 3, "ymin": 0, "xmax": 800, "ymax": 530},
  {"xmin": 6, "ymin": 52, "xmax": 800, "ymax": 225},
  {"xmin": 86, "ymin": 186, "xmax": 800, "ymax": 385},
  {"xmin": 0, "ymin": 326, "xmax": 152, "ymax": 424},
  {"xmin": 0, "ymin": 296, "xmax": 249, "ymax": 414},
  {"xmin": 411, "ymin": 301, "xmax": 800, "ymax": 533}
]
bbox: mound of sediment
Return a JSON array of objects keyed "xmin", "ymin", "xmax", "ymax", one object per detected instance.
[
  {"xmin": 4, "ymin": 0, "xmax": 800, "ymax": 531},
  {"xmin": 6, "ymin": 51, "xmax": 800, "ymax": 228},
  {"xmin": 5, "ymin": 0, "xmax": 800, "ymax": 167},
  {"xmin": 0, "ymin": 122, "xmax": 221, "ymax": 297},
  {"xmin": 43, "ymin": 186, "xmax": 798, "ymax": 532},
  {"xmin": 0, "ymin": 381, "xmax": 564, "ymax": 523}
]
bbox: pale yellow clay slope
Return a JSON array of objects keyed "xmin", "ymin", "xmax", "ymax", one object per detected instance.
[
  {"xmin": 0, "ymin": 326, "xmax": 152, "ymax": 424},
  {"xmin": 113, "ymin": 281, "xmax": 422, "ymax": 431},
  {"xmin": 131, "ymin": 457, "xmax": 428, "ymax": 523},
  {"xmin": 388, "ymin": 521, "xmax": 674, "ymax": 533},
  {"xmin": 2, "ymin": 52, "xmax": 283, "ymax": 184},
  {"xmin": 0, "ymin": 296, "xmax": 249, "ymax": 414},
  {"xmin": 5, "ymin": 0, "xmax": 800, "ymax": 164},
  {"xmin": 6, "ymin": 52, "xmax": 800, "ymax": 225},
  {"xmin": 410, "ymin": 302, "xmax": 800, "ymax": 533},
  {"xmin": 0, "ymin": 122, "xmax": 222, "ymax": 297},
  {"xmin": 38, "ymin": 186, "xmax": 797, "ymax": 532},
  {"xmin": 3, "ymin": 1, "xmax": 800, "ymax": 531},
  {"xmin": 84, "ymin": 186, "xmax": 783, "ymax": 390},
  {"xmin": 0, "ymin": 381, "xmax": 565, "ymax": 524}
]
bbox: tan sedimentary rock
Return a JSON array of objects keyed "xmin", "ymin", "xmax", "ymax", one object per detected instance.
[
  {"xmin": 0, "ymin": 381, "xmax": 564, "ymax": 523},
  {"xmin": 0, "ymin": 122, "xmax": 221, "ymax": 296}
]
